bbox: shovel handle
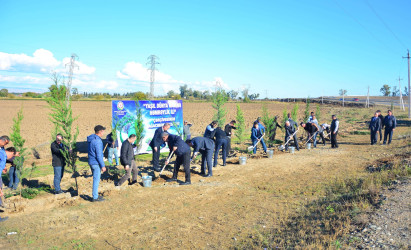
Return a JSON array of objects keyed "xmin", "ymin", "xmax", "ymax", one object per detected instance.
[{"xmin": 159, "ymin": 151, "xmax": 174, "ymax": 176}]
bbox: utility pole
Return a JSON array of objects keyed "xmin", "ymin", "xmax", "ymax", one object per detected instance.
[
  {"xmin": 366, "ymin": 86, "xmax": 370, "ymax": 108},
  {"xmin": 65, "ymin": 53, "xmax": 79, "ymax": 103},
  {"xmin": 398, "ymin": 77, "xmax": 405, "ymax": 111},
  {"xmin": 403, "ymin": 50, "xmax": 411, "ymax": 118},
  {"xmin": 146, "ymin": 55, "xmax": 160, "ymax": 98}
]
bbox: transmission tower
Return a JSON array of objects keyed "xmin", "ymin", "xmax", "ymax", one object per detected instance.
[
  {"xmin": 65, "ymin": 53, "xmax": 79, "ymax": 102},
  {"xmin": 146, "ymin": 55, "xmax": 160, "ymax": 98},
  {"xmin": 398, "ymin": 77, "xmax": 405, "ymax": 111}
]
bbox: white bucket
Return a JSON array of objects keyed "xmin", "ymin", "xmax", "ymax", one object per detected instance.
[
  {"xmin": 239, "ymin": 156, "xmax": 247, "ymax": 165},
  {"xmin": 306, "ymin": 143, "xmax": 311, "ymax": 149},
  {"xmin": 289, "ymin": 146, "xmax": 295, "ymax": 154},
  {"xmin": 267, "ymin": 149, "xmax": 274, "ymax": 158},
  {"xmin": 142, "ymin": 176, "xmax": 152, "ymax": 187}
]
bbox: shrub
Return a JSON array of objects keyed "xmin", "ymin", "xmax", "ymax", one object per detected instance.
[{"xmin": 235, "ymin": 104, "xmax": 246, "ymax": 143}]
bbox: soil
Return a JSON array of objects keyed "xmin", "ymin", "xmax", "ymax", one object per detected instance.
[{"xmin": 0, "ymin": 100, "xmax": 410, "ymax": 249}]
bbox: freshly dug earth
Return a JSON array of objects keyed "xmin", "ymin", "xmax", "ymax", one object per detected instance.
[{"xmin": 0, "ymin": 100, "xmax": 410, "ymax": 249}]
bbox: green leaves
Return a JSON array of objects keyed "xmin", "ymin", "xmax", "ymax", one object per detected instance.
[
  {"xmin": 10, "ymin": 107, "xmax": 27, "ymax": 175},
  {"xmin": 212, "ymin": 87, "xmax": 228, "ymax": 127},
  {"xmin": 134, "ymin": 101, "xmax": 145, "ymax": 153},
  {"xmin": 235, "ymin": 104, "xmax": 246, "ymax": 143}
]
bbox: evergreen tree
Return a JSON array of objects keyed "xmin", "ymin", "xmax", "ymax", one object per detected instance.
[
  {"xmin": 291, "ymin": 103, "xmax": 299, "ymax": 122},
  {"xmin": 212, "ymin": 86, "xmax": 228, "ymax": 126},
  {"xmin": 10, "ymin": 107, "xmax": 27, "ymax": 182},
  {"xmin": 235, "ymin": 104, "xmax": 246, "ymax": 143},
  {"xmin": 46, "ymin": 73, "xmax": 80, "ymax": 193},
  {"xmin": 304, "ymin": 97, "xmax": 311, "ymax": 122},
  {"xmin": 134, "ymin": 101, "xmax": 145, "ymax": 155}
]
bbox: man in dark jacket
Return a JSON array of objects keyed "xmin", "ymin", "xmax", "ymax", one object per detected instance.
[
  {"xmin": 251, "ymin": 121, "xmax": 267, "ymax": 154},
  {"xmin": 213, "ymin": 127, "xmax": 228, "ymax": 167},
  {"xmin": 287, "ymin": 113, "xmax": 298, "ymax": 130},
  {"xmin": 51, "ymin": 134, "xmax": 68, "ymax": 194},
  {"xmin": 284, "ymin": 121, "xmax": 299, "ymax": 151},
  {"xmin": 224, "ymin": 120, "xmax": 236, "ymax": 153},
  {"xmin": 204, "ymin": 121, "xmax": 218, "ymax": 139},
  {"xmin": 187, "ymin": 137, "xmax": 215, "ymax": 177},
  {"xmin": 376, "ymin": 110, "xmax": 384, "ymax": 142},
  {"xmin": 117, "ymin": 134, "xmax": 138, "ymax": 186},
  {"xmin": 106, "ymin": 132, "xmax": 119, "ymax": 167},
  {"xmin": 150, "ymin": 123, "xmax": 170, "ymax": 172},
  {"xmin": 330, "ymin": 115, "xmax": 339, "ymax": 148},
  {"xmin": 163, "ymin": 133, "xmax": 192, "ymax": 185},
  {"xmin": 301, "ymin": 121, "xmax": 319, "ymax": 147},
  {"xmin": 369, "ymin": 112, "xmax": 381, "ymax": 145},
  {"xmin": 383, "ymin": 110, "xmax": 397, "ymax": 145},
  {"xmin": 87, "ymin": 125, "xmax": 107, "ymax": 202}
]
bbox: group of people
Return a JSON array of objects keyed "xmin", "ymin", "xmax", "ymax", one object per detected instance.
[
  {"xmin": 0, "ymin": 109, "xmax": 398, "ymax": 213},
  {"xmin": 369, "ymin": 109, "xmax": 397, "ymax": 145}
]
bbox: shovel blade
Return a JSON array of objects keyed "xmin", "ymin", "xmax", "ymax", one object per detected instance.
[
  {"xmin": 278, "ymin": 145, "xmax": 285, "ymax": 151},
  {"xmin": 247, "ymin": 146, "xmax": 254, "ymax": 152}
]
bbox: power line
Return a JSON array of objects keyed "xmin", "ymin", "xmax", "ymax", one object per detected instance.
[{"xmin": 364, "ymin": 0, "xmax": 407, "ymax": 50}]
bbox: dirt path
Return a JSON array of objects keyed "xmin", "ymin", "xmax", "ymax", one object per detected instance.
[{"xmin": 348, "ymin": 178, "xmax": 411, "ymax": 249}]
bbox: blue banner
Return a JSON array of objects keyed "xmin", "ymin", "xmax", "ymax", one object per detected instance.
[{"xmin": 112, "ymin": 100, "xmax": 184, "ymax": 154}]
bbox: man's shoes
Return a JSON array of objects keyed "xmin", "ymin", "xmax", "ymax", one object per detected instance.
[
  {"xmin": 222, "ymin": 163, "xmax": 227, "ymax": 166},
  {"xmin": 204, "ymin": 174, "xmax": 212, "ymax": 177},
  {"xmin": 180, "ymin": 181, "xmax": 191, "ymax": 185},
  {"xmin": 92, "ymin": 196, "xmax": 105, "ymax": 202},
  {"xmin": 213, "ymin": 165, "xmax": 217, "ymax": 168},
  {"xmin": 55, "ymin": 190, "xmax": 64, "ymax": 195},
  {"xmin": 0, "ymin": 216, "xmax": 8, "ymax": 222},
  {"xmin": 200, "ymin": 172, "xmax": 206, "ymax": 175},
  {"xmin": 129, "ymin": 180, "xmax": 138, "ymax": 185},
  {"xmin": 153, "ymin": 167, "xmax": 161, "ymax": 172},
  {"xmin": 166, "ymin": 178, "xmax": 177, "ymax": 183}
]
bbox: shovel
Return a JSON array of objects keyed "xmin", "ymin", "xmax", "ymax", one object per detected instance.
[
  {"xmin": 248, "ymin": 133, "xmax": 265, "ymax": 152},
  {"xmin": 279, "ymin": 128, "xmax": 299, "ymax": 151},
  {"xmin": 159, "ymin": 151, "xmax": 174, "ymax": 176},
  {"xmin": 304, "ymin": 132, "xmax": 317, "ymax": 146}
]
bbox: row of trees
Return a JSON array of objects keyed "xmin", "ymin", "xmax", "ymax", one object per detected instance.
[
  {"xmin": 380, "ymin": 84, "xmax": 409, "ymax": 97},
  {"xmin": 177, "ymin": 84, "xmax": 259, "ymax": 102}
]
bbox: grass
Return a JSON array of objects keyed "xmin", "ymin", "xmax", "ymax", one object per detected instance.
[{"xmin": 235, "ymin": 157, "xmax": 411, "ymax": 249}]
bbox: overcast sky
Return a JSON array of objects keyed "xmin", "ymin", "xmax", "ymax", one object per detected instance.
[{"xmin": 0, "ymin": 0, "xmax": 410, "ymax": 98}]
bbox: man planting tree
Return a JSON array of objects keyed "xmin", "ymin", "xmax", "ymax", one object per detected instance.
[
  {"xmin": 301, "ymin": 121, "xmax": 320, "ymax": 148},
  {"xmin": 51, "ymin": 134, "xmax": 69, "ymax": 194},
  {"xmin": 224, "ymin": 120, "xmax": 236, "ymax": 153},
  {"xmin": 117, "ymin": 134, "xmax": 138, "ymax": 186},
  {"xmin": 162, "ymin": 132, "xmax": 192, "ymax": 185},
  {"xmin": 186, "ymin": 136, "xmax": 215, "ymax": 177},
  {"xmin": 150, "ymin": 123, "xmax": 170, "ymax": 172},
  {"xmin": 0, "ymin": 147, "xmax": 17, "ymax": 222}
]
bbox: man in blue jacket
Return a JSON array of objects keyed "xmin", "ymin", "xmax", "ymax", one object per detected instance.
[
  {"xmin": 383, "ymin": 110, "xmax": 397, "ymax": 145},
  {"xmin": 162, "ymin": 132, "xmax": 192, "ymax": 185},
  {"xmin": 251, "ymin": 121, "xmax": 267, "ymax": 154},
  {"xmin": 87, "ymin": 125, "xmax": 107, "ymax": 202},
  {"xmin": 369, "ymin": 112, "xmax": 381, "ymax": 145},
  {"xmin": 150, "ymin": 123, "xmax": 170, "ymax": 172},
  {"xmin": 1, "ymin": 147, "xmax": 17, "ymax": 217},
  {"xmin": 187, "ymin": 137, "xmax": 215, "ymax": 177}
]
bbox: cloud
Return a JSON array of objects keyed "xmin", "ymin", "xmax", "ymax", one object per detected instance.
[
  {"xmin": 72, "ymin": 78, "xmax": 119, "ymax": 91},
  {"xmin": 116, "ymin": 61, "xmax": 230, "ymax": 95},
  {"xmin": 0, "ymin": 49, "xmax": 60, "ymax": 73},
  {"xmin": 0, "ymin": 74, "xmax": 49, "ymax": 84},
  {"xmin": 0, "ymin": 49, "xmax": 95, "ymax": 75}
]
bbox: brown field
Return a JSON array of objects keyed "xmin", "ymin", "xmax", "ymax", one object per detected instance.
[{"xmin": 0, "ymin": 100, "xmax": 410, "ymax": 249}]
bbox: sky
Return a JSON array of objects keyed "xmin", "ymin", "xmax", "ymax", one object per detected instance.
[{"xmin": 0, "ymin": 0, "xmax": 410, "ymax": 98}]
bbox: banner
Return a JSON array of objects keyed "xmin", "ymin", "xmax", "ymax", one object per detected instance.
[{"xmin": 111, "ymin": 100, "xmax": 184, "ymax": 154}]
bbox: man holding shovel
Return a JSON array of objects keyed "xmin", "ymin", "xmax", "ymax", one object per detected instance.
[
  {"xmin": 150, "ymin": 123, "xmax": 170, "ymax": 172},
  {"xmin": 186, "ymin": 137, "xmax": 215, "ymax": 177},
  {"xmin": 284, "ymin": 121, "xmax": 299, "ymax": 151},
  {"xmin": 116, "ymin": 134, "xmax": 138, "ymax": 186},
  {"xmin": 0, "ymin": 147, "xmax": 17, "ymax": 215},
  {"xmin": 162, "ymin": 132, "xmax": 191, "ymax": 185},
  {"xmin": 251, "ymin": 121, "xmax": 267, "ymax": 154},
  {"xmin": 301, "ymin": 121, "xmax": 319, "ymax": 148}
]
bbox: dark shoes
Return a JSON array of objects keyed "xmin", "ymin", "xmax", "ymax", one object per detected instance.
[
  {"xmin": 180, "ymin": 181, "xmax": 191, "ymax": 185},
  {"xmin": 200, "ymin": 172, "xmax": 206, "ymax": 175},
  {"xmin": 153, "ymin": 167, "xmax": 161, "ymax": 172},
  {"xmin": 55, "ymin": 190, "xmax": 65, "ymax": 195},
  {"xmin": 129, "ymin": 180, "xmax": 138, "ymax": 185},
  {"xmin": 222, "ymin": 163, "xmax": 227, "ymax": 166},
  {"xmin": 204, "ymin": 174, "xmax": 212, "ymax": 177},
  {"xmin": 166, "ymin": 178, "xmax": 178, "ymax": 183},
  {"xmin": 92, "ymin": 196, "xmax": 105, "ymax": 202}
]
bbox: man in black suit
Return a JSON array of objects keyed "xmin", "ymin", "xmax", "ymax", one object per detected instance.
[
  {"xmin": 213, "ymin": 127, "xmax": 228, "ymax": 167},
  {"xmin": 117, "ymin": 134, "xmax": 138, "ymax": 186},
  {"xmin": 150, "ymin": 123, "xmax": 170, "ymax": 172},
  {"xmin": 186, "ymin": 137, "xmax": 215, "ymax": 177},
  {"xmin": 162, "ymin": 132, "xmax": 192, "ymax": 185}
]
